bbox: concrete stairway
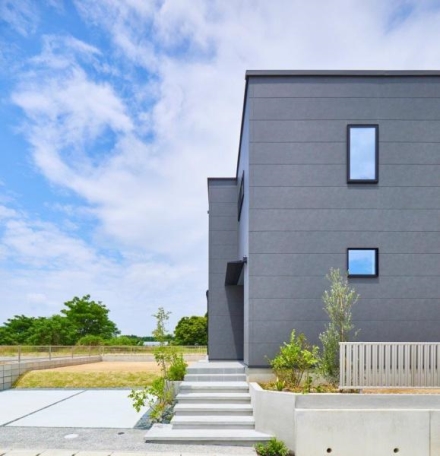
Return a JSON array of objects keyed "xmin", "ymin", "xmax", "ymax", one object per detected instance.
[{"xmin": 145, "ymin": 361, "xmax": 272, "ymax": 444}]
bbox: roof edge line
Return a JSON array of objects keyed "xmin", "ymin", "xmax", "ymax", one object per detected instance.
[{"xmin": 245, "ymin": 70, "xmax": 440, "ymax": 78}]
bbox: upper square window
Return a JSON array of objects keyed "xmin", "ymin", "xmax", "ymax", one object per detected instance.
[
  {"xmin": 238, "ymin": 171, "xmax": 244, "ymax": 221},
  {"xmin": 347, "ymin": 125, "xmax": 378, "ymax": 183},
  {"xmin": 347, "ymin": 248, "xmax": 379, "ymax": 278}
]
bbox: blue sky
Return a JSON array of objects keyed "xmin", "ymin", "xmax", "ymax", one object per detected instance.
[{"xmin": 1, "ymin": 0, "xmax": 440, "ymax": 335}]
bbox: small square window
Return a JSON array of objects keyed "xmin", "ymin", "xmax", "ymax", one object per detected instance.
[
  {"xmin": 238, "ymin": 171, "xmax": 244, "ymax": 221},
  {"xmin": 347, "ymin": 248, "xmax": 378, "ymax": 277},
  {"xmin": 347, "ymin": 125, "xmax": 378, "ymax": 183}
]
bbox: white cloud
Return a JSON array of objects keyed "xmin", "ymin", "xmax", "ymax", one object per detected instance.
[
  {"xmin": 0, "ymin": 0, "xmax": 39, "ymax": 36},
  {"xmin": 5, "ymin": 0, "xmax": 440, "ymax": 333}
]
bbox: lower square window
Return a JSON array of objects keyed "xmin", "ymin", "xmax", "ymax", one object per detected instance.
[{"xmin": 347, "ymin": 248, "xmax": 378, "ymax": 277}]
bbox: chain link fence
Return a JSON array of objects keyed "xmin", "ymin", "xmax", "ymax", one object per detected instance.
[{"xmin": 0, "ymin": 345, "xmax": 207, "ymax": 365}]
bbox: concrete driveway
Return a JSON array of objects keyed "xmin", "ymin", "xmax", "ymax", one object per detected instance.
[{"xmin": 0, "ymin": 389, "xmax": 148, "ymax": 428}]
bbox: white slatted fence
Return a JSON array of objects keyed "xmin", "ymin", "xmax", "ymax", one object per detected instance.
[{"xmin": 339, "ymin": 342, "xmax": 440, "ymax": 389}]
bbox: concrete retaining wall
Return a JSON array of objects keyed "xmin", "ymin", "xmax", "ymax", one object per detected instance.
[
  {"xmin": 0, "ymin": 356, "xmax": 102, "ymax": 391},
  {"xmin": 250, "ymin": 382, "xmax": 440, "ymax": 456}
]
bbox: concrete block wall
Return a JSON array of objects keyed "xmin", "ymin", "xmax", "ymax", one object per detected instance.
[
  {"xmin": 249, "ymin": 382, "xmax": 440, "ymax": 456},
  {"xmin": 0, "ymin": 356, "xmax": 101, "ymax": 391}
]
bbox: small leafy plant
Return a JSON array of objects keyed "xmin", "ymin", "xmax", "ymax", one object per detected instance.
[
  {"xmin": 255, "ymin": 437, "xmax": 291, "ymax": 456},
  {"xmin": 129, "ymin": 307, "xmax": 187, "ymax": 422},
  {"xmin": 168, "ymin": 352, "xmax": 187, "ymax": 381},
  {"xmin": 268, "ymin": 330, "xmax": 319, "ymax": 389}
]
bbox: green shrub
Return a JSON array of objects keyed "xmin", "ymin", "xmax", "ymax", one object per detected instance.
[
  {"xmin": 76, "ymin": 335, "xmax": 106, "ymax": 346},
  {"xmin": 268, "ymin": 330, "xmax": 318, "ymax": 388},
  {"xmin": 255, "ymin": 437, "xmax": 291, "ymax": 456},
  {"xmin": 168, "ymin": 352, "xmax": 187, "ymax": 381},
  {"xmin": 128, "ymin": 377, "xmax": 174, "ymax": 422}
]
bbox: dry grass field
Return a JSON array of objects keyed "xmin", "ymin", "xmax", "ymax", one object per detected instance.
[{"xmin": 14, "ymin": 361, "xmax": 161, "ymax": 388}]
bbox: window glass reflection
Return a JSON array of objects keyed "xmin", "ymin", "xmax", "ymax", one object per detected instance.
[
  {"xmin": 349, "ymin": 127, "xmax": 377, "ymax": 181},
  {"xmin": 348, "ymin": 249, "xmax": 377, "ymax": 276}
]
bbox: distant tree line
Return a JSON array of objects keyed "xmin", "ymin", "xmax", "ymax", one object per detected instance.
[
  {"xmin": 0, "ymin": 295, "xmax": 128, "ymax": 346},
  {"xmin": 0, "ymin": 294, "xmax": 208, "ymax": 346}
]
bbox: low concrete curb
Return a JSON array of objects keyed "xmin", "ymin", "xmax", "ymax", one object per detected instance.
[{"xmin": 0, "ymin": 450, "xmax": 254, "ymax": 456}]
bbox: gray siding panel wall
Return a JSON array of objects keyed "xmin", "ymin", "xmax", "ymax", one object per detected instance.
[
  {"xmin": 247, "ymin": 75, "xmax": 440, "ymax": 367},
  {"xmin": 237, "ymin": 87, "xmax": 251, "ymax": 365},
  {"xmin": 208, "ymin": 180, "xmax": 243, "ymax": 360}
]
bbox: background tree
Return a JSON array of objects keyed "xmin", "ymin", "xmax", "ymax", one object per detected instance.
[
  {"xmin": 173, "ymin": 315, "xmax": 207, "ymax": 345},
  {"xmin": 319, "ymin": 268, "xmax": 360, "ymax": 383},
  {"xmin": 61, "ymin": 295, "xmax": 119, "ymax": 341},
  {"xmin": 0, "ymin": 315, "xmax": 37, "ymax": 344},
  {"xmin": 27, "ymin": 316, "xmax": 77, "ymax": 345}
]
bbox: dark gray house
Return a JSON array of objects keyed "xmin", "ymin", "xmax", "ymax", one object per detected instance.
[{"xmin": 207, "ymin": 70, "xmax": 440, "ymax": 370}]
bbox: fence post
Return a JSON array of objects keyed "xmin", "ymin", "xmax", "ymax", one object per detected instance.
[
  {"xmin": 49, "ymin": 345, "xmax": 52, "ymax": 360},
  {"xmin": 71, "ymin": 346, "xmax": 74, "ymax": 359},
  {"xmin": 18, "ymin": 346, "xmax": 21, "ymax": 364},
  {"xmin": 339, "ymin": 343, "xmax": 343, "ymax": 388}
]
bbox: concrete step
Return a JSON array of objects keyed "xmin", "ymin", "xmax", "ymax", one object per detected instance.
[
  {"xmin": 184, "ymin": 373, "xmax": 247, "ymax": 382},
  {"xmin": 174, "ymin": 403, "xmax": 253, "ymax": 416},
  {"xmin": 179, "ymin": 381, "xmax": 249, "ymax": 394},
  {"xmin": 187, "ymin": 362, "xmax": 245, "ymax": 375},
  {"xmin": 172, "ymin": 415, "xmax": 255, "ymax": 430},
  {"xmin": 145, "ymin": 424, "xmax": 272, "ymax": 444},
  {"xmin": 176, "ymin": 392, "xmax": 251, "ymax": 404}
]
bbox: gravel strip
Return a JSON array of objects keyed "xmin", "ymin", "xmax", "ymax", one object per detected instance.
[{"xmin": 0, "ymin": 427, "xmax": 257, "ymax": 454}]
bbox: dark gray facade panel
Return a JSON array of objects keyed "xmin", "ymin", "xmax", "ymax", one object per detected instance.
[
  {"xmin": 209, "ymin": 343, "xmax": 243, "ymax": 361},
  {"xmin": 251, "ymin": 164, "xmax": 440, "ymax": 187},
  {"xmin": 247, "ymin": 343, "xmax": 286, "ymax": 367},
  {"xmin": 353, "ymin": 299, "xmax": 440, "ymax": 322},
  {"xmin": 209, "ymin": 216, "xmax": 238, "ymax": 231},
  {"xmin": 250, "ymin": 209, "xmax": 440, "ymax": 232},
  {"xmin": 251, "ymin": 141, "xmax": 440, "ymax": 166},
  {"xmin": 250, "ymin": 186, "xmax": 440, "ymax": 210},
  {"xmin": 249, "ymin": 298, "xmax": 324, "ymax": 322},
  {"xmin": 209, "ymin": 230, "xmax": 237, "ymax": 246},
  {"xmin": 250, "ymin": 253, "xmax": 345, "ymax": 277},
  {"xmin": 249, "ymin": 298, "xmax": 440, "ymax": 323},
  {"xmin": 209, "ymin": 244, "xmax": 239, "ymax": 260},
  {"xmin": 250, "ymin": 276, "xmax": 373, "ymax": 300},
  {"xmin": 210, "ymin": 258, "xmax": 236, "ymax": 274},
  {"xmin": 349, "ymin": 320, "xmax": 440, "ymax": 343},
  {"xmin": 247, "ymin": 316, "xmax": 440, "ymax": 365},
  {"xmin": 250, "ymin": 319, "xmax": 327, "ymax": 345},
  {"xmin": 209, "ymin": 273, "xmax": 228, "ymax": 290},
  {"xmin": 250, "ymin": 276, "xmax": 440, "ymax": 300},
  {"xmin": 249, "ymin": 231, "xmax": 440, "ymax": 254},
  {"xmin": 251, "ymin": 76, "xmax": 440, "ymax": 98},
  {"xmin": 250, "ymin": 164, "xmax": 344, "ymax": 187},
  {"xmin": 252, "ymin": 120, "xmax": 344, "ymax": 143},
  {"xmin": 250, "ymin": 253, "xmax": 440, "ymax": 277},
  {"xmin": 252, "ymin": 120, "xmax": 440, "ymax": 143},
  {"xmin": 379, "ymin": 142, "xmax": 440, "ymax": 164},
  {"xmin": 208, "ymin": 182, "xmax": 243, "ymax": 361},
  {"xmin": 209, "ymin": 296, "xmax": 243, "ymax": 318},
  {"xmin": 209, "ymin": 202, "xmax": 239, "ymax": 217},
  {"xmin": 210, "ymin": 74, "xmax": 440, "ymax": 367},
  {"xmin": 209, "ymin": 314, "xmax": 244, "ymax": 360},
  {"xmin": 208, "ymin": 187, "xmax": 238, "ymax": 203},
  {"xmin": 252, "ymin": 97, "xmax": 440, "ymax": 121},
  {"xmin": 381, "ymin": 165, "xmax": 440, "ymax": 186},
  {"xmin": 251, "ymin": 142, "xmax": 344, "ymax": 165}
]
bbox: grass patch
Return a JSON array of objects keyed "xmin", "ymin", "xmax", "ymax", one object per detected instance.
[{"xmin": 14, "ymin": 371, "xmax": 160, "ymax": 388}]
